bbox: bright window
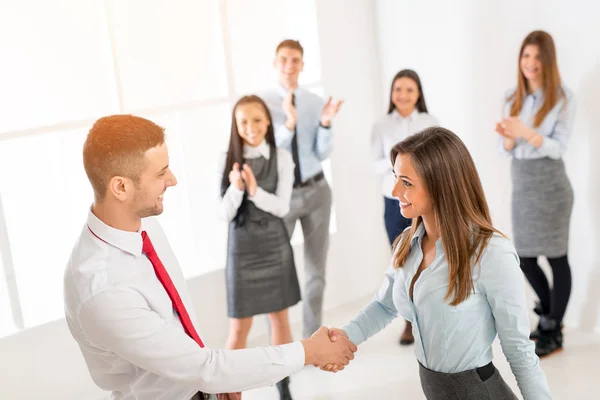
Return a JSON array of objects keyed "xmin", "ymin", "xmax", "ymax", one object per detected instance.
[{"xmin": 0, "ymin": 0, "xmax": 332, "ymax": 335}]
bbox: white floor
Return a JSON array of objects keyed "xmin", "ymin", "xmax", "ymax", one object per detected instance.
[{"xmin": 243, "ymin": 297, "xmax": 599, "ymax": 400}]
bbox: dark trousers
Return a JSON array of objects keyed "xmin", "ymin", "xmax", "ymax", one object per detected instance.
[{"xmin": 384, "ymin": 197, "xmax": 411, "ymax": 245}]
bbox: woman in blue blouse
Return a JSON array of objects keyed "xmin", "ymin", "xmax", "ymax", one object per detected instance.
[
  {"xmin": 326, "ymin": 127, "xmax": 551, "ymax": 399},
  {"xmin": 496, "ymin": 30, "xmax": 575, "ymax": 358}
]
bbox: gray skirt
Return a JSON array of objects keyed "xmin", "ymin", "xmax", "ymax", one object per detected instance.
[
  {"xmin": 419, "ymin": 362, "xmax": 517, "ymax": 400},
  {"xmin": 226, "ymin": 217, "xmax": 301, "ymax": 319},
  {"xmin": 511, "ymin": 158, "xmax": 573, "ymax": 258}
]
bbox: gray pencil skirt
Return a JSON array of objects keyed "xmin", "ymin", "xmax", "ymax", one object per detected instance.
[
  {"xmin": 511, "ymin": 157, "xmax": 573, "ymax": 258},
  {"xmin": 419, "ymin": 362, "xmax": 518, "ymax": 400}
]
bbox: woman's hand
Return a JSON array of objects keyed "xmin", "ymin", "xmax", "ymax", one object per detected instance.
[
  {"xmin": 229, "ymin": 162, "xmax": 244, "ymax": 191},
  {"xmin": 241, "ymin": 164, "xmax": 257, "ymax": 197}
]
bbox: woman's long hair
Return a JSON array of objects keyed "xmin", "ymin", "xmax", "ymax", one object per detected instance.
[
  {"xmin": 387, "ymin": 69, "xmax": 428, "ymax": 114},
  {"xmin": 220, "ymin": 95, "xmax": 276, "ymax": 226},
  {"xmin": 391, "ymin": 127, "xmax": 503, "ymax": 305},
  {"xmin": 509, "ymin": 30, "xmax": 566, "ymax": 127}
]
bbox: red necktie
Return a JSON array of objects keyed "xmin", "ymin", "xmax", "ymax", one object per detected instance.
[{"xmin": 141, "ymin": 231, "xmax": 205, "ymax": 348}]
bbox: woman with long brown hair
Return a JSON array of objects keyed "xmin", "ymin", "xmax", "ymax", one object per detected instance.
[
  {"xmin": 371, "ymin": 69, "xmax": 438, "ymax": 346},
  {"xmin": 218, "ymin": 95, "xmax": 301, "ymax": 399},
  {"xmin": 326, "ymin": 127, "xmax": 551, "ymax": 399},
  {"xmin": 496, "ymin": 30, "xmax": 575, "ymax": 358}
]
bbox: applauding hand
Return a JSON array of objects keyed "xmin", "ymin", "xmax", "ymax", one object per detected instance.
[
  {"xmin": 495, "ymin": 122, "xmax": 515, "ymax": 139},
  {"xmin": 320, "ymin": 97, "xmax": 343, "ymax": 127},
  {"xmin": 282, "ymin": 92, "xmax": 297, "ymax": 131},
  {"xmin": 498, "ymin": 117, "xmax": 532, "ymax": 139},
  {"xmin": 241, "ymin": 164, "xmax": 257, "ymax": 197},
  {"xmin": 229, "ymin": 162, "xmax": 244, "ymax": 191}
]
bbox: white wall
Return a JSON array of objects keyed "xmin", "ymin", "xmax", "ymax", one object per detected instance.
[
  {"xmin": 0, "ymin": 1, "xmax": 389, "ymax": 399},
  {"xmin": 374, "ymin": 0, "xmax": 600, "ymax": 330}
]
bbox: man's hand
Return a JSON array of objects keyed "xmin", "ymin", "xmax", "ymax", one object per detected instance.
[
  {"xmin": 319, "ymin": 328, "xmax": 352, "ymax": 372},
  {"xmin": 320, "ymin": 97, "xmax": 343, "ymax": 127},
  {"xmin": 301, "ymin": 326, "xmax": 357, "ymax": 372},
  {"xmin": 282, "ymin": 92, "xmax": 297, "ymax": 131}
]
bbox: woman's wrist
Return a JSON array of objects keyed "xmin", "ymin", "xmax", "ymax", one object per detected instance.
[{"xmin": 526, "ymin": 132, "xmax": 543, "ymax": 148}]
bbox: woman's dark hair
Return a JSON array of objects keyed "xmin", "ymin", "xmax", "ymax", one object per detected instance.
[{"xmin": 387, "ymin": 69, "xmax": 428, "ymax": 114}]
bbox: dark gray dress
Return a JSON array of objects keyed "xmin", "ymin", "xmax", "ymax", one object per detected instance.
[{"xmin": 225, "ymin": 149, "xmax": 301, "ymax": 318}]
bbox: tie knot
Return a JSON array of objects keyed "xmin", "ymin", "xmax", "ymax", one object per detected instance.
[{"xmin": 141, "ymin": 231, "xmax": 155, "ymax": 256}]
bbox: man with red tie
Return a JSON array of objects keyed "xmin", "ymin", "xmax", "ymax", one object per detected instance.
[{"xmin": 63, "ymin": 115, "xmax": 357, "ymax": 400}]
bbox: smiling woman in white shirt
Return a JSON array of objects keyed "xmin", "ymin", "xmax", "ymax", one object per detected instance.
[
  {"xmin": 218, "ymin": 95, "xmax": 300, "ymax": 400},
  {"xmin": 328, "ymin": 127, "xmax": 552, "ymax": 399},
  {"xmin": 371, "ymin": 69, "xmax": 438, "ymax": 346}
]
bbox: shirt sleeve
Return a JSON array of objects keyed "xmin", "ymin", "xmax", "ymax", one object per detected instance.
[
  {"xmin": 371, "ymin": 120, "xmax": 392, "ymax": 176},
  {"xmin": 537, "ymin": 90, "xmax": 575, "ymax": 160},
  {"xmin": 477, "ymin": 241, "xmax": 552, "ymax": 400},
  {"xmin": 274, "ymin": 124, "xmax": 295, "ymax": 149},
  {"xmin": 342, "ymin": 265, "xmax": 403, "ymax": 345},
  {"xmin": 217, "ymin": 153, "xmax": 244, "ymax": 222},
  {"xmin": 80, "ymin": 289, "xmax": 305, "ymax": 394},
  {"xmin": 315, "ymin": 125, "xmax": 334, "ymax": 161},
  {"xmin": 313, "ymin": 95, "xmax": 333, "ymax": 161},
  {"xmin": 249, "ymin": 149, "xmax": 295, "ymax": 217},
  {"xmin": 498, "ymin": 94, "xmax": 516, "ymax": 157}
]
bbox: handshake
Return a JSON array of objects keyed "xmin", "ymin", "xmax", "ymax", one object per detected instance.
[{"xmin": 301, "ymin": 327, "xmax": 357, "ymax": 373}]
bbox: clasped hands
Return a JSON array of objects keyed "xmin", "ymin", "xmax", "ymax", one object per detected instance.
[
  {"xmin": 495, "ymin": 116, "xmax": 543, "ymax": 149},
  {"xmin": 229, "ymin": 162, "xmax": 257, "ymax": 197},
  {"xmin": 303, "ymin": 326, "xmax": 357, "ymax": 373},
  {"xmin": 495, "ymin": 116, "xmax": 540, "ymax": 142},
  {"xmin": 216, "ymin": 328, "xmax": 355, "ymax": 399}
]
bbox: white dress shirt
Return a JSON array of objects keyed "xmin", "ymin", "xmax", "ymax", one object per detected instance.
[
  {"xmin": 370, "ymin": 109, "xmax": 438, "ymax": 198},
  {"xmin": 64, "ymin": 210, "xmax": 305, "ymax": 400},
  {"xmin": 218, "ymin": 141, "xmax": 295, "ymax": 222}
]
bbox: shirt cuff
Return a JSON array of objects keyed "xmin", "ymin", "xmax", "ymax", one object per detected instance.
[
  {"xmin": 538, "ymin": 136, "xmax": 560, "ymax": 159},
  {"xmin": 228, "ymin": 184, "xmax": 245, "ymax": 196},
  {"xmin": 341, "ymin": 324, "xmax": 363, "ymax": 346},
  {"xmin": 248, "ymin": 187, "xmax": 267, "ymax": 203},
  {"xmin": 278, "ymin": 342, "xmax": 306, "ymax": 369}
]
